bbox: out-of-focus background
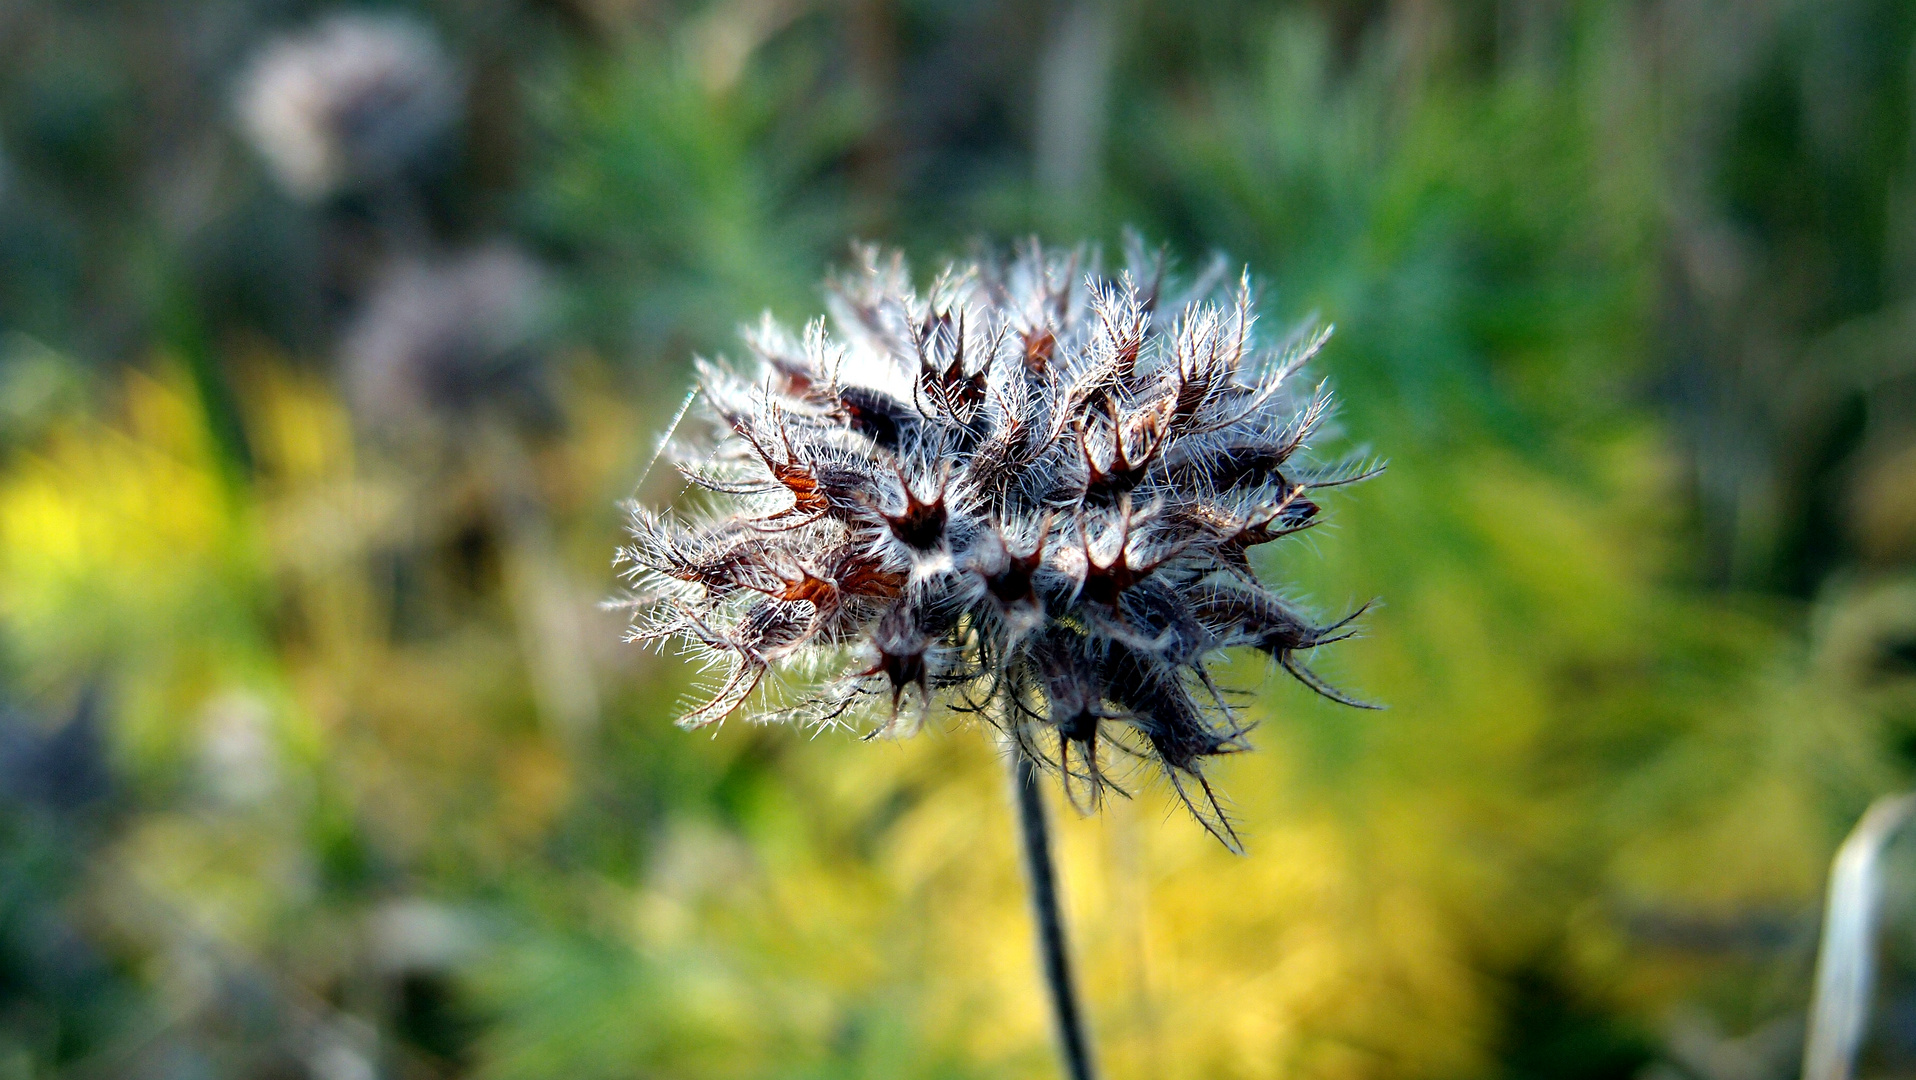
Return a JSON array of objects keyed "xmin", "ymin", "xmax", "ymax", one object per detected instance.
[{"xmin": 3, "ymin": 0, "xmax": 1916, "ymax": 1077}]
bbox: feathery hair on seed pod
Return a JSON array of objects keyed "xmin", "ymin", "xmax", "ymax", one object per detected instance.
[
  {"xmin": 618, "ymin": 240, "xmax": 1379, "ymax": 850},
  {"xmin": 340, "ymin": 246, "xmax": 555, "ymax": 438},
  {"xmin": 237, "ymin": 13, "xmax": 460, "ymax": 202}
]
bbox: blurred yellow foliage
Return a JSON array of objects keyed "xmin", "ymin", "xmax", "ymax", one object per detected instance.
[{"xmin": 0, "ymin": 355, "xmax": 1887, "ymax": 1080}]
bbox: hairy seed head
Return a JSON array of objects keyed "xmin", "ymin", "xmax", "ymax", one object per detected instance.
[{"xmin": 618, "ymin": 240, "xmax": 1379, "ymax": 849}]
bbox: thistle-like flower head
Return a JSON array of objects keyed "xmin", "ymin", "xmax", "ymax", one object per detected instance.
[{"xmin": 620, "ymin": 241, "xmax": 1378, "ymax": 848}]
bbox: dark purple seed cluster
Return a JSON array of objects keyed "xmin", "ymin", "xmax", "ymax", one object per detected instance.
[{"xmin": 619, "ymin": 241, "xmax": 1377, "ymax": 848}]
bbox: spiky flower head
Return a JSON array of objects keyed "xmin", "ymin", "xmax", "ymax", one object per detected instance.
[
  {"xmin": 237, "ymin": 14, "xmax": 459, "ymax": 202},
  {"xmin": 620, "ymin": 241, "xmax": 1377, "ymax": 848}
]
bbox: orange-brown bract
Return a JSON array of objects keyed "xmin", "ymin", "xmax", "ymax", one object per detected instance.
[{"xmin": 618, "ymin": 241, "xmax": 1378, "ymax": 850}]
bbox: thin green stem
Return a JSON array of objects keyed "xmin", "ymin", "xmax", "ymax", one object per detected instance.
[{"xmin": 1012, "ymin": 752, "xmax": 1099, "ymax": 1080}]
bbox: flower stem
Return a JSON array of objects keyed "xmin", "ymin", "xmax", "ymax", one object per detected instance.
[{"xmin": 1012, "ymin": 751, "xmax": 1099, "ymax": 1080}]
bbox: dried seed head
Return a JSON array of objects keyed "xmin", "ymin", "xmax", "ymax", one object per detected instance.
[
  {"xmin": 619, "ymin": 240, "xmax": 1379, "ymax": 849},
  {"xmin": 237, "ymin": 14, "xmax": 460, "ymax": 202}
]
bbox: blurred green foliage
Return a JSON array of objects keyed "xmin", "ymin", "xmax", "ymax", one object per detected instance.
[{"xmin": 2, "ymin": 0, "xmax": 1916, "ymax": 1078}]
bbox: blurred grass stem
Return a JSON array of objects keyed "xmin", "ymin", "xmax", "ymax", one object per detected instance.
[
  {"xmin": 1035, "ymin": 0, "xmax": 1119, "ymax": 218},
  {"xmin": 1012, "ymin": 751, "xmax": 1099, "ymax": 1080},
  {"xmin": 481, "ymin": 421, "xmax": 602, "ymax": 744},
  {"xmin": 1802, "ymin": 792, "xmax": 1916, "ymax": 1080}
]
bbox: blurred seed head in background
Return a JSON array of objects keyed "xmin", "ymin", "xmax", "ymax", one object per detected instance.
[
  {"xmin": 340, "ymin": 245, "xmax": 556, "ymax": 440},
  {"xmin": 236, "ymin": 14, "xmax": 461, "ymax": 204}
]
